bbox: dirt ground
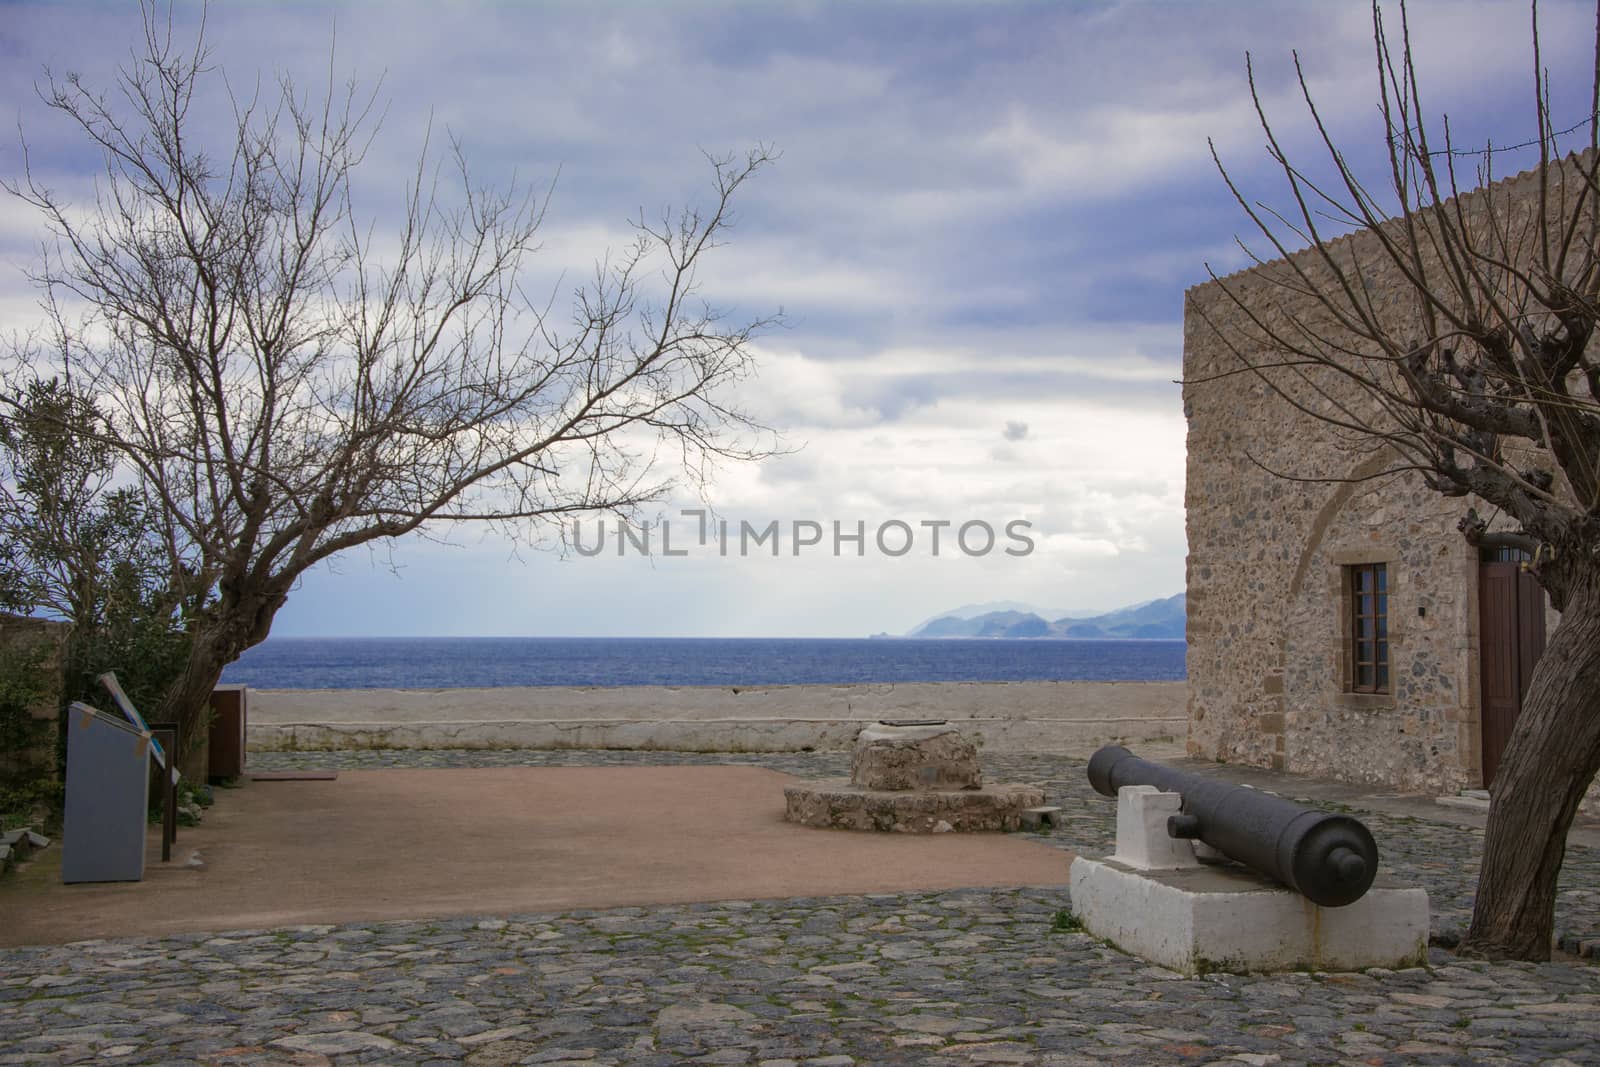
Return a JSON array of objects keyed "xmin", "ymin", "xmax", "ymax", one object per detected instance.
[{"xmin": 1, "ymin": 765, "xmax": 1071, "ymax": 947}]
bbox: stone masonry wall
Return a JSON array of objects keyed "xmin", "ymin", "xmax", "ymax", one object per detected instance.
[
  {"xmin": 1182, "ymin": 157, "xmax": 1586, "ymax": 796},
  {"xmin": 248, "ymin": 680, "xmax": 1189, "ymax": 755},
  {"xmin": 0, "ymin": 613, "xmax": 68, "ymax": 792}
]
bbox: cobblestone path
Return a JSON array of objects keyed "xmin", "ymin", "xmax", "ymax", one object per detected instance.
[{"xmin": 2, "ymin": 748, "xmax": 1597, "ymax": 1066}]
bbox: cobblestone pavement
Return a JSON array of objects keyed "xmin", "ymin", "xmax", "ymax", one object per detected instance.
[{"xmin": 2, "ymin": 748, "xmax": 1597, "ymax": 1066}]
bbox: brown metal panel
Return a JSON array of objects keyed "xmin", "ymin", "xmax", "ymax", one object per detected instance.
[
  {"xmin": 207, "ymin": 685, "xmax": 248, "ymax": 780},
  {"xmin": 1479, "ymin": 563, "xmax": 1520, "ymax": 788}
]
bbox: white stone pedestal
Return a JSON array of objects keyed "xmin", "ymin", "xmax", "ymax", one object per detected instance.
[
  {"xmin": 1112, "ymin": 784, "xmax": 1199, "ymax": 869},
  {"xmin": 1068, "ymin": 855, "xmax": 1430, "ymax": 975}
]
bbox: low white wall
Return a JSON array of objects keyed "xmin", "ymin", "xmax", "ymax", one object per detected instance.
[{"xmin": 247, "ymin": 680, "xmax": 1187, "ymax": 754}]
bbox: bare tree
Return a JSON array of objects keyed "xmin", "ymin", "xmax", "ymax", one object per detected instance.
[
  {"xmin": 1192, "ymin": 0, "xmax": 1600, "ymax": 959},
  {"xmin": 4, "ymin": 9, "xmax": 780, "ymax": 770}
]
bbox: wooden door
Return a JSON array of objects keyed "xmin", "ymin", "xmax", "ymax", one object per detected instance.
[{"xmin": 1478, "ymin": 560, "xmax": 1547, "ymax": 787}]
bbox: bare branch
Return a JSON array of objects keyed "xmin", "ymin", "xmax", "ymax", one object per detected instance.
[{"xmin": 3, "ymin": 5, "xmax": 783, "ymax": 751}]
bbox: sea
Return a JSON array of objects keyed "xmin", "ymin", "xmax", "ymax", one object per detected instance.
[{"xmin": 218, "ymin": 637, "xmax": 1187, "ymax": 690}]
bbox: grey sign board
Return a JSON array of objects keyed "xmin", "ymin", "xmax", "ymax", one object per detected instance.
[{"xmin": 61, "ymin": 703, "xmax": 152, "ymax": 883}]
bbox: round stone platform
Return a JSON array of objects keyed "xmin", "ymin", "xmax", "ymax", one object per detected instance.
[{"xmin": 783, "ymin": 780, "xmax": 1046, "ymax": 833}]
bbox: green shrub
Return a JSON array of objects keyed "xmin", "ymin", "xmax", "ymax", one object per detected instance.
[
  {"xmin": 0, "ymin": 639, "xmax": 62, "ymax": 829},
  {"xmin": 1050, "ymin": 908, "xmax": 1085, "ymax": 933}
]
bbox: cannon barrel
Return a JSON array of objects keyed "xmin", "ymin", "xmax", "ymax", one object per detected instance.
[{"xmin": 1086, "ymin": 745, "xmax": 1378, "ymax": 907}]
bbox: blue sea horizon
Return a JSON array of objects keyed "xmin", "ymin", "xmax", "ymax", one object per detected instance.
[{"xmin": 220, "ymin": 636, "xmax": 1187, "ymax": 690}]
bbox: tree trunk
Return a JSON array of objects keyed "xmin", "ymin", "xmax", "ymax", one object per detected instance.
[
  {"xmin": 156, "ymin": 631, "xmax": 231, "ymax": 781},
  {"xmin": 1463, "ymin": 565, "xmax": 1600, "ymax": 960},
  {"xmin": 156, "ymin": 587, "xmax": 286, "ymax": 781}
]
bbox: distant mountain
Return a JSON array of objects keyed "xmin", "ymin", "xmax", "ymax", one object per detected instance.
[
  {"xmin": 906, "ymin": 600, "xmax": 1076, "ymax": 634},
  {"xmin": 908, "ymin": 611, "xmax": 1048, "ymax": 639},
  {"xmin": 905, "ymin": 593, "xmax": 1185, "ymax": 640},
  {"xmin": 915, "ymin": 614, "xmax": 995, "ymax": 638}
]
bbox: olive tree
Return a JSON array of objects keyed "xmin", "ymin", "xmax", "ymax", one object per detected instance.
[
  {"xmin": 0, "ymin": 378, "xmax": 192, "ymax": 717},
  {"xmin": 5, "ymin": 10, "xmax": 779, "ymax": 771}
]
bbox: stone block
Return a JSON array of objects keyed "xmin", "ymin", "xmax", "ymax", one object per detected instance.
[
  {"xmin": 0, "ymin": 828, "xmax": 47, "ymax": 862},
  {"xmin": 850, "ymin": 723, "xmax": 982, "ymax": 792},
  {"xmin": 1111, "ymin": 786, "xmax": 1198, "ymax": 870},
  {"xmin": 783, "ymin": 781, "xmax": 1045, "ymax": 833},
  {"xmin": 1068, "ymin": 855, "xmax": 1429, "ymax": 975}
]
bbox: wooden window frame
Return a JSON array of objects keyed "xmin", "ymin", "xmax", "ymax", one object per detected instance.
[{"xmin": 1348, "ymin": 562, "xmax": 1390, "ymax": 694}]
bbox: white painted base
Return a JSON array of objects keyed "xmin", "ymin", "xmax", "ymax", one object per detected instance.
[{"xmin": 1069, "ymin": 856, "xmax": 1429, "ymax": 975}]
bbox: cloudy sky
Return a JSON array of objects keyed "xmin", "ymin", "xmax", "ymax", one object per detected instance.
[{"xmin": 2, "ymin": 1, "xmax": 1594, "ymax": 638}]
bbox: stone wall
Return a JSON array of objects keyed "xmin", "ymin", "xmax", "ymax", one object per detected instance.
[
  {"xmin": 1182, "ymin": 158, "xmax": 1579, "ymax": 796},
  {"xmin": 247, "ymin": 680, "xmax": 1188, "ymax": 755},
  {"xmin": 0, "ymin": 613, "xmax": 68, "ymax": 792}
]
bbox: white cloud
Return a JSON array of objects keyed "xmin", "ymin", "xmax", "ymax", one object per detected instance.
[
  {"xmin": 5, "ymin": 0, "xmax": 1572, "ymax": 636},
  {"xmin": 700, "ymin": 241, "xmax": 915, "ymax": 312}
]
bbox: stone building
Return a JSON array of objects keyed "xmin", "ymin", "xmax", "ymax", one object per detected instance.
[{"xmin": 1181, "ymin": 160, "xmax": 1569, "ymax": 797}]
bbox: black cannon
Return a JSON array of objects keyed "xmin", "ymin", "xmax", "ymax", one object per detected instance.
[{"xmin": 1087, "ymin": 745, "xmax": 1378, "ymax": 907}]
